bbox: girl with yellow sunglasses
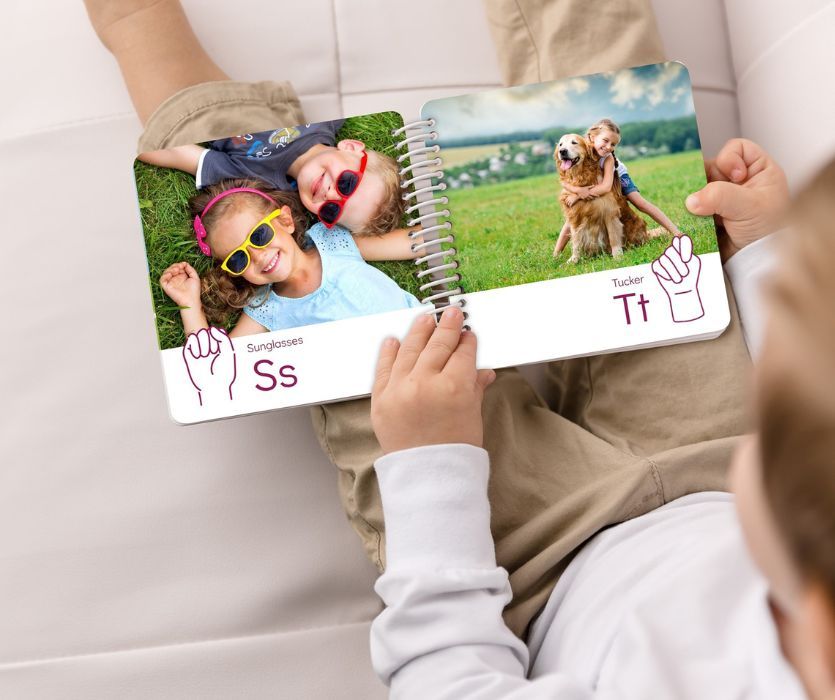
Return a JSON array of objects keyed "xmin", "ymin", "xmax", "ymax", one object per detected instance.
[{"xmin": 159, "ymin": 180, "xmax": 423, "ymax": 340}]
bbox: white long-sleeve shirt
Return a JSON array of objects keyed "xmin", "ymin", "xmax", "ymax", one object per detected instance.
[{"xmin": 370, "ymin": 236, "xmax": 806, "ymax": 699}]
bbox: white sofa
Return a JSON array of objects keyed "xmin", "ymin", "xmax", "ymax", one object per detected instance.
[{"xmin": 1, "ymin": 1, "xmax": 833, "ymax": 698}]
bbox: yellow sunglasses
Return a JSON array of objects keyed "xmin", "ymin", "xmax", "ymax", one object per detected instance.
[{"xmin": 220, "ymin": 209, "xmax": 283, "ymax": 276}]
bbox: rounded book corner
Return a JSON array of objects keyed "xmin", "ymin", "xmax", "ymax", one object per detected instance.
[
  {"xmin": 166, "ymin": 400, "xmax": 193, "ymax": 427},
  {"xmin": 709, "ymin": 298, "xmax": 733, "ymax": 340}
]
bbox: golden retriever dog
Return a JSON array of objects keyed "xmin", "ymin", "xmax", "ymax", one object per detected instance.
[{"xmin": 554, "ymin": 134, "xmax": 656, "ymax": 263}]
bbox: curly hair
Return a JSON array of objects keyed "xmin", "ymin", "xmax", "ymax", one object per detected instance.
[
  {"xmin": 188, "ymin": 178, "xmax": 309, "ymax": 327},
  {"xmin": 351, "ymin": 150, "xmax": 406, "ymax": 236}
]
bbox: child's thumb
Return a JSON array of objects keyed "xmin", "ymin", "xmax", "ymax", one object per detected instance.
[
  {"xmin": 477, "ymin": 368, "xmax": 497, "ymax": 391},
  {"xmin": 685, "ymin": 181, "xmax": 749, "ymax": 220}
]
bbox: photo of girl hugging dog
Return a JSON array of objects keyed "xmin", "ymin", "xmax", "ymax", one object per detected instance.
[
  {"xmin": 136, "ymin": 112, "xmax": 425, "ymax": 350},
  {"xmin": 553, "ymin": 118, "xmax": 684, "ymax": 260},
  {"xmin": 430, "ymin": 63, "xmax": 715, "ymax": 295}
]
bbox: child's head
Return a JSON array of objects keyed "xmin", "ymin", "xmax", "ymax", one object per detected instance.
[
  {"xmin": 586, "ymin": 118, "xmax": 621, "ymax": 157},
  {"xmin": 293, "ymin": 139, "xmax": 405, "ymax": 236},
  {"xmin": 731, "ymin": 157, "xmax": 835, "ymax": 699},
  {"xmin": 189, "ymin": 179, "xmax": 309, "ymax": 325}
]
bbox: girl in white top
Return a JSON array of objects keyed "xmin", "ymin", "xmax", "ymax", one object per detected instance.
[{"xmin": 554, "ymin": 118, "xmax": 685, "ymax": 258}]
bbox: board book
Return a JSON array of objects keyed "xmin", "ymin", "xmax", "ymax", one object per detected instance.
[{"xmin": 133, "ymin": 61, "xmax": 729, "ymax": 424}]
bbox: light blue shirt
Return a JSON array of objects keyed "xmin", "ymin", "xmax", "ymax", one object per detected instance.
[{"xmin": 243, "ymin": 223, "xmax": 422, "ymax": 331}]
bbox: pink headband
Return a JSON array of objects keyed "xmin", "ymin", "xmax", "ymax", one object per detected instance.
[{"xmin": 193, "ymin": 187, "xmax": 277, "ymax": 256}]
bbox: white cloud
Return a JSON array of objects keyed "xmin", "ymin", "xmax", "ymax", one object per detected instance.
[
  {"xmin": 610, "ymin": 63, "xmax": 684, "ymax": 108},
  {"xmin": 610, "ymin": 71, "xmax": 645, "ymax": 107},
  {"xmin": 647, "ymin": 63, "xmax": 683, "ymax": 106},
  {"xmin": 566, "ymin": 77, "xmax": 590, "ymax": 95},
  {"xmin": 426, "ymin": 63, "xmax": 693, "ymax": 141},
  {"xmin": 497, "ymin": 77, "xmax": 590, "ymax": 108}
]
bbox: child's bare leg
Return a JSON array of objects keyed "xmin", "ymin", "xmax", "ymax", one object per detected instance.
[
  {"xmin": 83, "ymin": 0, "xmax": 229, "ymax": 124},
  {"xmin": 553, "ymin": 221, "xmax": 572, "ymax": 257},
  {"xmin": 627, "ymin": 191, "xmax": 683, "ymax": 236}
]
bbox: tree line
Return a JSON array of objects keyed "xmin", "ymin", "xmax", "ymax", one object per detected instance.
[
  {"xmin": 441, "ymin": 116, "xmax": 700, "ymax": 153},
  {"xmin": 443, "ymin": 116, "xmax": 701, "ymax": 188}
]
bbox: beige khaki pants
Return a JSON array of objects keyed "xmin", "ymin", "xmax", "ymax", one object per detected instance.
[
  {"xmin": 138, "ymin": 80, "xmax": 304, "ymax": 152},
  {"xmin": 137, "ymin": 0, "xmax": 745, "ymax": 641},
  {"xmin": 312, "ymin": 282, "xmax": 751, "ymax": 638},
  {"xmin": 482, "ymin": 0, "xmax": 666, "ymax": 86}
]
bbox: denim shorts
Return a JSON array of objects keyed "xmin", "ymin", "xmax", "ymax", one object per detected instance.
[{"xmin": 620, "ymin": 173, "xmax": 640, "ymax": 195}]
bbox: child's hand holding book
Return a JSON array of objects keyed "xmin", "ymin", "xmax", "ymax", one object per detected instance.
[
  {"xmin": 686, "ymin": 138, "xmax": 790, "ymax": 260},
  {"xmin": 371, "ymin": 307, "xmax": 496, "ymax": 455}
]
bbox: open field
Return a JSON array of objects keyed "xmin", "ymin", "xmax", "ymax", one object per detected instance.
[
  {"xmin": 445, "ymin": 150, "xmax": 717, "ymax": 293},
  {"xmin": 440, "ymin": 142, "xmax": 509, "ymax": 168}
]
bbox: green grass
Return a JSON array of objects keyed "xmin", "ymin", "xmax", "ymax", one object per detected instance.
[
  {"xmin": 446, "ymin": 150, "xmax": 717, "ymax": 293},
  {"xmin": 135, "ymin": 111, "xmax": 413, "ymax": 351}
]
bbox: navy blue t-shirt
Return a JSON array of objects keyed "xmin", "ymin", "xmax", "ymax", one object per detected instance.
[{"xmin": 198, "ymin": 120, "xmax": 345, "ymax": 190}]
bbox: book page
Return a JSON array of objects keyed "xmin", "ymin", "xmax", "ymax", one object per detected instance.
[
  {"xmin": 420, "ymin": 62, "xmax": 730, "ymax": 369},
  {"xmin": 133, "ymin": 112, "xmax": 426, "ymax": 423}
]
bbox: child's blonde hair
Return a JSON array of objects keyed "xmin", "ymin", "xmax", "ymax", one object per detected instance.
[
  {"xmin": 188, "ymin": 178, "xmax": 309, "ymax": 327},
  {"xmin": 586, "ymin": 119, "xmax": 623, "ymax": 179},
  {"xmin": 758, "ymin": 155, "xmax": 835, "ymax": 603},
  {"xmin": 353, "ymin": 150, "xmax": 406, "ymax": 237},
  {"xmin": 586, "ymin": 118, "xmax": 622, "ymax": 142}
]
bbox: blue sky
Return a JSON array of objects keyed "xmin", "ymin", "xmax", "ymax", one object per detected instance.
[{"xmin": 423, "ymin": 62, "xmax": 695, "ymax": 143}]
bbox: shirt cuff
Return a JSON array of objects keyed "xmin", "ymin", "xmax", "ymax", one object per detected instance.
[
  {"xmin": 374, "ymin": 444, "xmax": 494, "ymax": 571},
  {"xmin": 723, "ymin": 232, "xmax": 782, "ymax": 359},
  {"xmin": 194, "ymin": 148, "xmax": 209, "ymax": 189}
]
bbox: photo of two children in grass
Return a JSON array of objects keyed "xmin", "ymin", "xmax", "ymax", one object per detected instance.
[{"xmin": 136, "ymin": 110, "xmax": 427, "ymax": 351}]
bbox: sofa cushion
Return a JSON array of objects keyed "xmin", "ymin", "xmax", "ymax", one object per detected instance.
[{"xmin": 724, "ymin": 0, "xmax": 835, "ymax": 184}]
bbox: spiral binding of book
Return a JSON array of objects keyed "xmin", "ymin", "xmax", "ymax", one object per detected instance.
[{"xmin": 392, "ymin": 119, "xmax": 467, "ymax": 324}]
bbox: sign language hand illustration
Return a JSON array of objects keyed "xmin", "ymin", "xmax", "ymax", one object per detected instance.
[
  {"xmin": 651, "ymin": 234, "xmax": 705, "ymax": 323},
  {"xmin": 182, "ymin": 327, "xmax": 237, "ymax": 406}
]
